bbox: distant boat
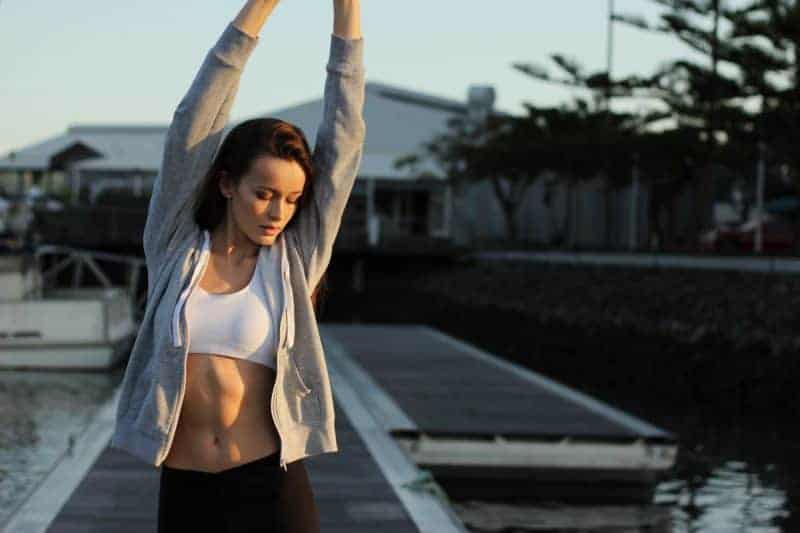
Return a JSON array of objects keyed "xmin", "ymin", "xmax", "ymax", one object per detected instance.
[{"xmin": 0, "ymin": 252, "xmax": 137, "ymax": 371}]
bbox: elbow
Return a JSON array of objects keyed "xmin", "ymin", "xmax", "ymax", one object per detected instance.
[{"xmin": 357, "ymin": 117, "xmax": 367, "ymax": 142}]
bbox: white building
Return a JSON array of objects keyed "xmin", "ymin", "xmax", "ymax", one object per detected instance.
[
  {"xmin": 0, "ymin": 80, "xmax": 656, "ymax": 251},
  {"xmin": 1, "ymin": 81, "xmax": 503, "ymax": 249}
]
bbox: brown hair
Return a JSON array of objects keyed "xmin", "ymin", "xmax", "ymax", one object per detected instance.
[{"xmin": 191, "ymin": 117, "xmax": 328, "ymax": 313}]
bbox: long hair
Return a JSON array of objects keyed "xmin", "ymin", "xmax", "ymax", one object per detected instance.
[{"xmin": 191, "ymin": 117, "xmax": 328, "ymax": 313}]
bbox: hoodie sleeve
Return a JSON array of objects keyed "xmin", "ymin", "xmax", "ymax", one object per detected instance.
[
  {"xmin": 289, "ymin": 34, "xmax": 366, "ymax": 291},
  {"xmin": 142, "ymin": 22, "xmax": 259, "ymax": 267}
]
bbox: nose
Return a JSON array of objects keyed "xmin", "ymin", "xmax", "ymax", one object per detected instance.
[{"xmin": 268, "ymin": 198, "xmax": 287, "ymax": 221}]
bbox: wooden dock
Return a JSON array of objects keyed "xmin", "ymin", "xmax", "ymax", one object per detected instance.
[
  {"xmin": 7, "ymin": 324, "xmax": 677, "ymax": 531},
  {"xmin": 39, "ymin": 408, "xmax": 436, "ymax": 533},
  {"xmin": 321, "ymin": 324, "xmax": 678, "ymax": 503}
]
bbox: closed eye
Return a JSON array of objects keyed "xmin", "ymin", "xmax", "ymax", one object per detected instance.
[{"xmin": 257, "ymin": 192, "xmax": 298, "ymax": 204}]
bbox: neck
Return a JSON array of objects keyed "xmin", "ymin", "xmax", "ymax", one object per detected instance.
[{"xmin": 210, "ymin": 222, "xmax": 260, "ymax": 261}]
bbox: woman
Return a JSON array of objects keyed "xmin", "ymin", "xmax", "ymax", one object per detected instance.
[{"xmin": 109, "ymin": 0, "xmax": 365, "ymax": 531}]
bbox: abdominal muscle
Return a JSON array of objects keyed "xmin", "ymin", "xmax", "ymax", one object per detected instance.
[{"xmin": 162, "ymin": 352, "xmax": 280, "ymax": 473}]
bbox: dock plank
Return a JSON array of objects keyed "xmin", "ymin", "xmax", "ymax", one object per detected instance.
[
  {"xmin": 322, "ymin": 323, "xmax": 674, "ymax": 441},
  {"xmin": 46, "ymin": 395, "xmax": 423, "ymax": 532}
]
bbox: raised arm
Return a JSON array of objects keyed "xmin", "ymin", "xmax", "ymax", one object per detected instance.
[
  {"xmin": 333, "ymin": 0, "xmax": 362, "ymax": 39},
  {"xmin": 142, "ymin": 1, "xmax": 278, "ymax": 268},
  {"xmin": 288, "ymin": 0, "xmax": 366, "ymax": 291}
]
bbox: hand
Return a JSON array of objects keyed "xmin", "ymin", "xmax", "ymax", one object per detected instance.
[
  {"xmin": 233, "ymin": 0, "xmax": 281, "ymax": 39},
  {"xmin": 333, "ymin": 0, "xmax": 361, "ymax": 39}
]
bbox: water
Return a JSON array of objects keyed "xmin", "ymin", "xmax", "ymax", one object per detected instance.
[
  {"xmin": 435, "ymin": 419, "xmax": 796, "ymax": 532},
  {"xmin": 444, "ymin": 416, "xmax": 799, "ymax": 532},
  {"xmin": 656, "ymin": 460, "xmax": 788, "ymax": 532},
  {"xmin": 2, "ymin": 371, "xmax": 793, "ymax": 532},
  {"xmin": 0, "ymin": 368, "xmax": 122, "ymax": 528},
  {"xmin": 434, "ymin": 388, "xmax": 800, "ymax": 532},
  {"xmin": 0, "ymin": 365, "xmax": 796, "ymax": 531},
  {"xmin": 650, "ymin": 415, "xmax": 797, "ymax": 532},
  {"xmin": 0, "ymin": 260, "xmax": 765, "ymax": 531},
  {"xmin": 321, "ymin": 263, "xmax": 800, "ymax": 532}
]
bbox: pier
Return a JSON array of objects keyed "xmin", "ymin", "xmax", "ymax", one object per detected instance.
[{"xmin": 5, "ymin": 325, "xmax": 677, "ymax": 532}]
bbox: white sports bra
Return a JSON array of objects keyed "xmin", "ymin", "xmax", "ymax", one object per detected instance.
[{"xmin": 184, "ymin": 244, "xmax": 283, "ymax": 370}]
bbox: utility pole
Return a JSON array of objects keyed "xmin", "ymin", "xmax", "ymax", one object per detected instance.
[
  {"xmin": 755, "ymin": 141, "xmax": 766, "ymax": 254},
  {"xmin": 706, "ymin": 0, "xmax": 721, "ymax": 240},
  {"xmin": 605, "ymin": 0, "xmax": 619, "ymax": 250},
  {"xmin": 630, "ymin": 152, "xmax": 640, "ymax": 251},
  {"xmin": 606, "ymin": 0, "xmax": 615, "ymax": 111}
]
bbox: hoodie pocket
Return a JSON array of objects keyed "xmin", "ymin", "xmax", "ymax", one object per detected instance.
[
  {"xmin": 286, "ymin": 364, "xmax": 322, "ymax": 425},
  {"xmin": 292, "ymin": 364, "xmax": 312, "ymax": 395}
]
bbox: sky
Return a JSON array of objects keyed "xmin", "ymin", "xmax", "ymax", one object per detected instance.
[{"xmin": 0, "ymin": 1, "xmax": 701, "ymax": 158}]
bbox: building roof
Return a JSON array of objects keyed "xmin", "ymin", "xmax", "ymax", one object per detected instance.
[
  {"xmin": 0, "ymin": 80, "xmax": 506, "ymax": 180},
  {"xmin": 0, "ymin": 125, "xmax": 167, "ymax": 173}
]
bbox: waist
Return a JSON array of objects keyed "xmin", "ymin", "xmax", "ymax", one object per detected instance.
[
  {"xmin": 165, "ymin": 353, "xmax": 280, "ymax": 472},
  {"xmin": 165, "ymin": 420, "xmax": 280, "ymax": 473}
]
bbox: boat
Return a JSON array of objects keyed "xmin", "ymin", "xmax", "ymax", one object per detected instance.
[{"xmin": 0, "ymin": 249, "xmax": 140, "ymax": 371}]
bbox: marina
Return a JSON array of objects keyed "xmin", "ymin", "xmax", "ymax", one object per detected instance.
[
  {"xmin": 5, "ymin": 0, "xmax": 800, "ymax": 529},
  {"xmin": 4, "ymin": 323, "xmax": 677, "ymax": 531}
]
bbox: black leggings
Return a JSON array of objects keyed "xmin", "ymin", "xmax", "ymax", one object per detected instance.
[{"xmin": 157, "ymin": 450, "xmax": 284, "ymax": 533}]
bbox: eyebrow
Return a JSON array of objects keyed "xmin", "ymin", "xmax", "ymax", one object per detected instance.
[{"xmin": 257, "ymin": 186, "xmax": 303, "ymax": 195}]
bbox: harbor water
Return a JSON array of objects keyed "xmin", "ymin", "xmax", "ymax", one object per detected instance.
[{"xmin": 0, "ymin": 368, "xmax": 122, "ymax": 529}]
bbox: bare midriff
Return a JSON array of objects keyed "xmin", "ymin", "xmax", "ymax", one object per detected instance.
[{"xmin": 162, "ymin": 352, "xmax": 280, "ymax": 473}]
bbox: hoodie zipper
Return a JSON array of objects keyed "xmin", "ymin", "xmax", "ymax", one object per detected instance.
[
  {"xmin": 271, "ymin": 234, "xmax": 291, "ymax": 471},
  {"xmin": 270, "ymin": 350, "xmax": 287, "ymax": 472},
  {"xmin": 171, "ymin": 234, "xmax": 208, "ymax": 348},
  {"xmin": 160, "ymin": 231, "xmax": 210, "ymax": 467}
]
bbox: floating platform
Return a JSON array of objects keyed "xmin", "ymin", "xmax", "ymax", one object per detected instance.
[{"xmin": 321, "ymin": 324, "xmax": 678, "ymax": 504}]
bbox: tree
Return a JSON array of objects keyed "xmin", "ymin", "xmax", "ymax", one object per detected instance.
[
  {"xmin": 723, "ymin": 1, "xmax": 800, "ymax": 186},
  {"xmin": 512, "ymin": 44, "xmax": 665, "ymax": 249},
  {"xmin": 516, "ymin": 0, "xmax": 759, "ymax": 249},
  {"xmin": 617, "ymin": 0, "xmax": 800, "ymax": 245},
  {"xmin": 395, "ymin": 108, "xmax": 542, "ymax": 243},
  {"xmin": 395, "ymin": 98, "xmax": 644, "ymax": 246}
]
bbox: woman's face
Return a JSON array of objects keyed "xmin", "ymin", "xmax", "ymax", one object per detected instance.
[{"xmin": 222, "ymin": 154, "xmax": 306, "ymax": 246}]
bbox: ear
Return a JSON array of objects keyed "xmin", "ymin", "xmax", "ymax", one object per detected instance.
[{"xmin": 218, "ymin": 170, "xmax": 233, "ymax": 198}]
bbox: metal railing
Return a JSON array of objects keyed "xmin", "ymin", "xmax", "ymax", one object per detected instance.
[{"xmin": 27, "ymin": 244, "xmax": 147, "ymax": 321}]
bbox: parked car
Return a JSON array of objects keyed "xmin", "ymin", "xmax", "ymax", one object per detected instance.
[{"xmin": 698, "ymin": 212, "xmax": 799, "ymax": 254}]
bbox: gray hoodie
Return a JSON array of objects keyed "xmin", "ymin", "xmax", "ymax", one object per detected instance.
[{"xmin": 109, "ymin": 21, "xmax": 366, "ymax": 472}]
